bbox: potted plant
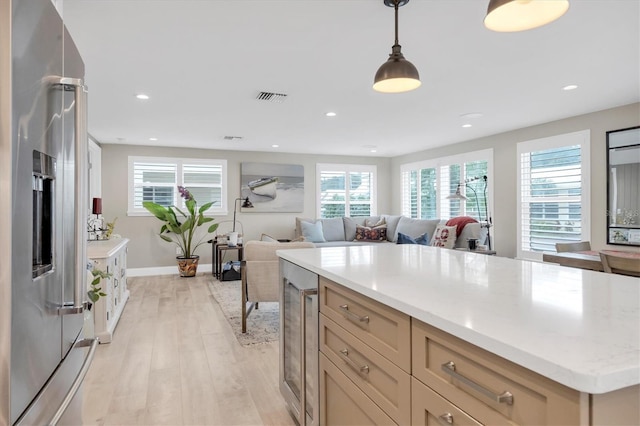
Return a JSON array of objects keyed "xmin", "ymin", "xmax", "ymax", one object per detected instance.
[{"xmin": 143, "ymin": 186, "xmax": 219, "ymax": 277}]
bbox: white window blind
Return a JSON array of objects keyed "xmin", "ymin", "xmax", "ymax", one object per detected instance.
[
  {"xmin": 317, "ymin": 164, "xmax": 376, "ymax": 218},
  {"xmin": 517, "ymin": 130, "xmax": 590, "ymax": 260},
  {"xmin": 401, "ymin": 150, "xmax": 492, "ymax": 221},
  {"xmin": 128, "ymin": 157, "xmax": 227, "ymax": 216}
]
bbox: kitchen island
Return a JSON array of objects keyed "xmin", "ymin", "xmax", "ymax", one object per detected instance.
[{"xmin": 278, "ymin": 244, "xmax": 639, "ymax": 425}]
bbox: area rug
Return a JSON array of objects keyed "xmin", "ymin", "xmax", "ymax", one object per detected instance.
[{"xmin": 208, "ymin": 279, "xmax": 279, "ymax": 346}]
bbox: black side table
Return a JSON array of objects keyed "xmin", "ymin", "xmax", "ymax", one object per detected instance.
[{"xmin": 212, "ymin": 239, "xmax": 243, "ymax": 278}]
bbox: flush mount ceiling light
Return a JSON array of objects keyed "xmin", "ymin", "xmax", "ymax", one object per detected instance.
[
  {"xmin": 373, "ymin": 0, "xmax": 421, "ymax": 94},
  {"xmin": 484, "ymin": 0, "xmax": 570, "ymax": 32}
]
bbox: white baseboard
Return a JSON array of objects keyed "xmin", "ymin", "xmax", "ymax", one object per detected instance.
[{"xmin": 127, "ymin": 263, "xmax": 212, "ymax": 277}]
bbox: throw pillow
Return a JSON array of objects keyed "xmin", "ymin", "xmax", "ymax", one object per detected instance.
[
  {"xmin": 354, "ymin": 224, "xmax": 387, "ymax": 242},
  {"xmin": 431, "ymin": 225, "xmax": 457, "ymax": 249},
  {"xmin": 446, "ymin": 216, "xmax": 479, "ymax": 237},
  {"xmin": 260, "ymin": 233, "xmax": 278, "ymax": 242},
  {"xmin": 396, "ymin": 232, "xmax": 429, "ymax": 245},
  {"xmin": 301, "ymin": 220, "xmax": 326, "ymax": 243}
]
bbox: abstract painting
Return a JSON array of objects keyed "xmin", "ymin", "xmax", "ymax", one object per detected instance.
[{"xmin": 240, "ymin": 162, "xmax": 304, "ymax": 212}]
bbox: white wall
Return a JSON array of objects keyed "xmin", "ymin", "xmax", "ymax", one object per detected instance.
[
  {"xmin": 100, "ymin": 145, "xmax": 391, "ymax": 268},
  {"xmin": 391, "ymin": 102, "xmax": 640, "ymax": 258}
]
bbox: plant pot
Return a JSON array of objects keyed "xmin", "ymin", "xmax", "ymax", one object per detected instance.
[{"xmin": 177, "ymin": 255, "xmax": 199, "ymax": 277}]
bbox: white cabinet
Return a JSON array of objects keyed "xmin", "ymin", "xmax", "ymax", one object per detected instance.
[{"xmin": 87, "ymin": 238, "xmax": 129, "ymax": 343}]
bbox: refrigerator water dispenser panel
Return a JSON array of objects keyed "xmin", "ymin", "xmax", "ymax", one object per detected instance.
[{"xmin": 32, "ymin": 150, "xmax": 55, "ymax": 278}]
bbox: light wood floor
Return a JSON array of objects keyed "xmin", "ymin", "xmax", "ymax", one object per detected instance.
[{"xmin": 82, "ymin": 274, "xmax": 296, "ymax": 426}]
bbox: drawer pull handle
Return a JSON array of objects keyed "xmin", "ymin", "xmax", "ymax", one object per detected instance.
[
  {"xmin": 441, "ymin": 361, "xmax": 514, "ymax": 405},
  {"xmin": 339, "ymin": 304, "xmax": 369, "ymax": 324},
  {"xmin": 438, "ymin": 413, "xmax": 454, "ymax": 425},
  {"xmin": 339, "ymin": 349, "xmax": 370, "ymax": 375}
]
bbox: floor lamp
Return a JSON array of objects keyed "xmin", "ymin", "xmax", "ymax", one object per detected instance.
[
  {"xmin": 228, "ymin": 197, "xmax": 253, "ymax": 246},
  {"xmin": 448, "ymin": 175, "xmax": 492, "ymax": 250}
]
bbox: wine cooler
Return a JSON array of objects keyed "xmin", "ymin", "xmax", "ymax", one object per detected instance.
[{"xmin": 279, "ymin": 259, "xmax": 319, "ymax": 426}]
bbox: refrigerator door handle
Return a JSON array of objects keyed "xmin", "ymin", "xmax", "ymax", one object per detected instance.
[
  {"xmin": 48, "ymin": 337, "xmax": 99, "ymax": 426},
  {"xmin": 48, "ymin": 76, "xmax": 89, "ymax": 315}
]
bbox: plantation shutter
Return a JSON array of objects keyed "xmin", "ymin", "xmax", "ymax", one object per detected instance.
[
  {"xmin": 132, "ymin": 161, "xmax": 177, "ymax": 208},
  {"xmin": 317, "ymin": 164, "xmax": 377, "ymax": 218},
  {"xmin": 517, "ymin": 130, "xmax": 590, "ymax": 260},
  {"xmin": 182, "ymin": 163, "xmax": 223, "ymax": 209}
]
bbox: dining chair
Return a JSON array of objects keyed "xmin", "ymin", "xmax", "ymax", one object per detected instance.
[
  {"xmin": 555, "ymin": 241, "xmax": 591, "ymax": 253},
  {"xmin": 599, "ymin": 252, "xmax": 640, "ymax": 277}
]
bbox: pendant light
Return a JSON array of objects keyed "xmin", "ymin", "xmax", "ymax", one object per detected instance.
[
  {"xmin": 373, "ymin": 0, "xmax": 421, "ymax": 93},
  {"xmin": 484, "ymin": 0, "xmax": 570, "ymax": 32}
]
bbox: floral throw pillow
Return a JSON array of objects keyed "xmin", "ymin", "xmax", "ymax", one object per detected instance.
[
  {"xmin": 431, "ymin": 224, "xmax": 457, "ymax": 249},
  {"xmin": 354, "ymin": 224, "xmax": 387, "ymax": 242}
]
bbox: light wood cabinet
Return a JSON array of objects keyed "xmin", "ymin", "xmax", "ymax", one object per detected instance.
[
  {"xmin": 319, "ymin": 277, "xmax": 410, "ymax": 425},
  {"xmin": 87, "ymin": 238, "xmax": 129, "ymax": 343}
]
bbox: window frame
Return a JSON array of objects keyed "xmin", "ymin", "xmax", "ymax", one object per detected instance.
[
  {"xmin": 128, "ymin": 156, "xmax": 228, "ymax": 216},
  {"xmin": 316, "ymin": 163, "xmax": 377, "ymax": 218},
  {"xmin": 400, "ymin": 149, "xmax": 494, "ymax": 221},
  {"xmin": 516, "ymin": 130, "xmax": 591, "ymax": 261}
]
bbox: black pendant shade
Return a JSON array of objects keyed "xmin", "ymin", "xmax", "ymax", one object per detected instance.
[{"xmin": 373, "ymin": 0, "xmax": 421, "ymax": 93}]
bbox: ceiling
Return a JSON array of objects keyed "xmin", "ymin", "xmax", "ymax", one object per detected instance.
[{"xmin": 62, "ymin": 0, "xmax": 640, "ymax": 158}]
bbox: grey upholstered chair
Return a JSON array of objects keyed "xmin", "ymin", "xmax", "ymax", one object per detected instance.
[{"xmin": 240, "ymin": 240, "xmax": 315, "ymax": 333}]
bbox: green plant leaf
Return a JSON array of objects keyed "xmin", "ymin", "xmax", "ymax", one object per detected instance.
[
  {"xmin": 199, "ymin": 201, "xmax": 214, "ymax": 213},
  {"xmin": 160, "ymin": 234, "xmax": 173, "ymax": 243},
  {"xmin": 208, "ymin": 223, "xmax": 219, "ymax": 233}
]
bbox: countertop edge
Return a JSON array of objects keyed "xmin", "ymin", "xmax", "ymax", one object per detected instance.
[{"xmin": 278, "ymin": 249, "xmax": 640, "ymax": 395}]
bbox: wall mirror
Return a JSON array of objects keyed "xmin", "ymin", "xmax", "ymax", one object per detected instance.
[{"xmin": 607, "ymin": 126, "xmax": 640, "ymax": 246}]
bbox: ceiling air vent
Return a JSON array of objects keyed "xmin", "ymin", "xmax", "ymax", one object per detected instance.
[
  {"xmin": 223, "ymin": 136, "xmax": 243, "ymax": 141},
  {"xmin": 256, "ymin": 91, "xmax": 288, "ymax": 103}
]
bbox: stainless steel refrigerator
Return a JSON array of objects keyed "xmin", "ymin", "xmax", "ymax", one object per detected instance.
[{"xmin": 0, "ymin": 1, "xmax": 99, "ymax": 424}]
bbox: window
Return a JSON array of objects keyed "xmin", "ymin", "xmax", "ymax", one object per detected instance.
[
  {"xmin": 517, "ymin": 130, "xmax": 590, "ymax": 260},
  {"xmin": 128, "ymin": 157, "xmax": 227, "ymax": 216},
  {"xmin": 401, "ymin": 149, "xmax": 493, "ymax": 221},
  {"xmin": 316, "ymin": 164, "xmax": 376, "ymax": 218}
]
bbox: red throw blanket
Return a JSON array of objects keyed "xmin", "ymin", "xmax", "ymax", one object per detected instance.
[{"xmin": 446, "ymin": 216, "xmax": 479, "ymax": 237}]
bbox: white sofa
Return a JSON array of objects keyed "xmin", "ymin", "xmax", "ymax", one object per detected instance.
[{"xmin": 294, "ymin": 215, "xmax": 489, "ymax": 250}]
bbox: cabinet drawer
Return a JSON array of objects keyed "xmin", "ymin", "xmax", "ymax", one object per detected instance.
[
  {"xmin": 412, "ymin": 377, "xmax": 482, "ymax": 426},
  {"xmin": 319, "ymin": 277, "xmax": 410, "ymax": 372},
  {"xmin": 319, "ymin": 353, "xmax": 396, "ymax": 426},
  {"xmin": 320, "ymin": 314, "xmax": 410, "ymax": 425},
  {"xmin": 412, "ymin": 320, "xmax": 584, "ymax": 425}
]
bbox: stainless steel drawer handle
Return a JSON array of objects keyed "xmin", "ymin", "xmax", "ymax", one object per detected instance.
[
  {"xmin": 438, "ymin": 413, "xmax": 454, "ymax": 425},
  {"xmin": 339, "ymin": 348, "xmax": 370, "ymax": 375},
  {"xmin": 441, "ymin": 361, "xmax": 514, "ymax": 405},
  {"xmin": 339, "ymin": 304, "xmax": 369, "ymax": 324}
]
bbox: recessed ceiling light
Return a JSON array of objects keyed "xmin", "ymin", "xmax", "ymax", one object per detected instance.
[
  {"xmin": 149, "ymin": 137, "xmax": 158, "ymax": 141},
  {"xmin": 562, "ymin": 84, "xmax": 578, "ymax": 91},
  {"xmin": 326, "ymin": 112, "xmax": 337, "ymax": 117},
  {"xmin": 370, "ymin": 149, "xmax": 377, "ymax": 153},
  {"xmin": 460, "ymin": 112, "xmax": 483, "ymax": 119},
  {"xmin": 272, "ymin": 144, "xmax": 279, "ymax": 148},
  {"xmin": 462, "ymin": 124, "xmax": 472, "ymax": 128},
  {"xmin": 136, "ymin": 94, "xmax": 149, "ymax": 100}
]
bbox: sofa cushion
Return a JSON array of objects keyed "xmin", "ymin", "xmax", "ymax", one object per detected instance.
[
  {"xmin": 321, "ymin": 217, "xmax": 347, "ymax": 241},
  {"xmin": 431, "ymin": 224, "xmax": 457, "ymax": 249},
  {"xmin": 343, "ymin": 216, "xmax": 380, "ymax": 241},
  {"xmin": 354, "ymin": 224, "xmax": 387, "ymax": 242},
  {"xmin": 396, "ymin": 217, "xmax": 441, "ymax": 241},
  {"xmin": 381, "ymin": 215, "xmax": 403, "ymax": 242},
  {"xmin": 300, "ymin": 220, "xmax": 326, "ymax": 243},
  {"xmin": 396, "ymin": 232, "xmax": 429, "ymax": 245}
]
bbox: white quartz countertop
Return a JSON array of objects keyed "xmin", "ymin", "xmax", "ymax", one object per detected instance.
[
  {"xmin": 87, "ymin": 238, "xmax": 129, "ymax": 259},
  {"xmin": 277, "ymin": 244, "xmax": 640, "ymax": 394}
]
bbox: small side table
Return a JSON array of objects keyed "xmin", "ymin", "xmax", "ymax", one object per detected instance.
[{"xmin": 213, "ymin": 240, "xmax": 243, "ymax": 279}]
